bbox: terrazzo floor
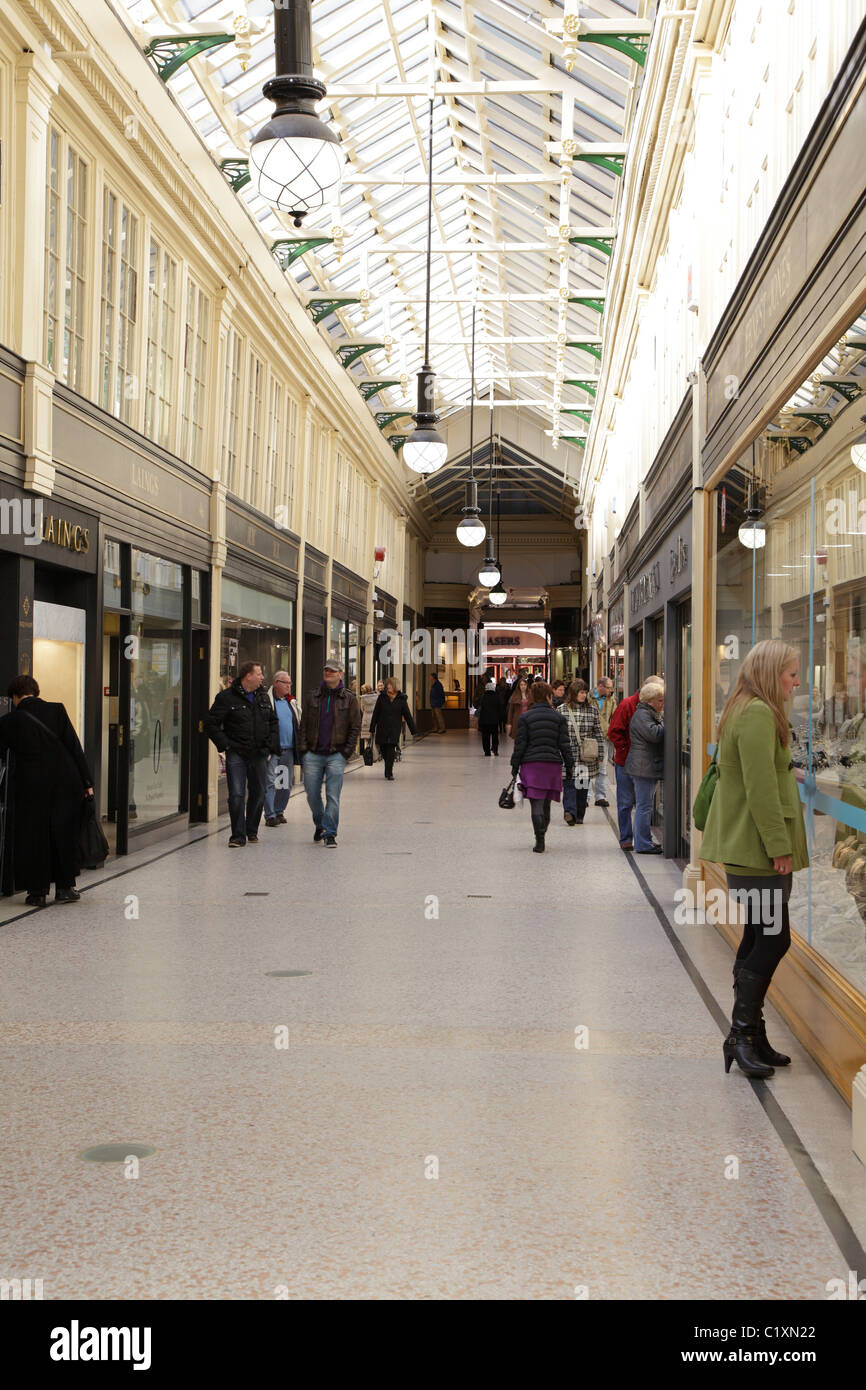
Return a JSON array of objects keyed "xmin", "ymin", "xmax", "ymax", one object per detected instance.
[{"xmin": 1, "ymin": 732, "xmax": 865, "ymax": 1299}]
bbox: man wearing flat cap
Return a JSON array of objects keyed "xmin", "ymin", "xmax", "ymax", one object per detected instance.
[{"xmin": 298, "ymin": 659, "xmax": 361, "ymax": 847}]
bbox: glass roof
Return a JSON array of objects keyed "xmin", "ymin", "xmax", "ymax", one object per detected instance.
[{"xmin": 121, "ymin": 0, "xmax": 647, "ymax": 515}]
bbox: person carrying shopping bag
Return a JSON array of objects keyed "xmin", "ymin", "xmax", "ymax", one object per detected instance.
[{"xmin": 510, "ymin": 681, "xmax": 575, "ymax": 853}]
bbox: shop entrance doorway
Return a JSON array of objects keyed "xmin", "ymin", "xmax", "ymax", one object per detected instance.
[
  {"xmin": 101, "ymin": 610, "xmax": 130, "ymax": 857},
  {"xmin": 303, "ymin": 629, "xmax": 324, "ymax": 694}
]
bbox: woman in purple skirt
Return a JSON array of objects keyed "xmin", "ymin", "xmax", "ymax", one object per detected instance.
[{"xmin": 510, "ymin": 681, "xmax": 575, "ymax": 853}]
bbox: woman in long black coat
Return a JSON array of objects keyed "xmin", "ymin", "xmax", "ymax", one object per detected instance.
[
  {"xmin": 369, "ymin": 676, "xmax": 417, "ymax": 780},
  {"xmin": 0, "ymin": 674, "xmax": 94, "ymax": 906}
]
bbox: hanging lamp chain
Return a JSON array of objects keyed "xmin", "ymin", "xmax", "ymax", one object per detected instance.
[
  {"xmin": 468, "ymin": 303, "xmax": 476, "ymax": 482},
  {"xmin": 424, "ymin": 96, "xmax": 434, "ymax": 367}
]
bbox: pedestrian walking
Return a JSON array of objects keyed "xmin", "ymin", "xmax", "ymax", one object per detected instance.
[
  {"xmin": 624, "ymin": 680, "xmax": 665, "ymax": 854},
  {"xmin": 476, "ymin": 679, "xmax": 501, "ymax": 756},
  {"xmin": 559, "ymin": 679, "xmax": 604, "ymax": 825},
  {"xmin": 591, "ymin": 676, "xmax": 616, "ymax": 807},
  {"xmin": 264, "ymin": 671, "xmax": 301, "ymax": 827},
  {"xmin": 358, "ymin": 684, "xmax": 380, "ymax": 762},
  {"xmin": 699, "ymin": 639, "xmax": 808, "ymax": 1079},
  {"xmin": 0, "ymin": 674, "xmax": 95, "ymax": 906},
  {"xmin": 495, "ymin": 676, "xmax": 510, "ymax": 733},
  {"xmin": 607, "ymin": 674, "xmax": 661, "ymax": 851},
  {"xmin": 510, "ymin": 680, "xmax": 575, "ymax": 853},
  {"xmin": 429, "ymin": 670, "xmax": 446, "ymax": 733},
  {"xmin": 298, "ymin": 659, "xmax": 361, "ymax": 846},
  {"xmin": 204, "ymin": 661, "xmax": 279, "ymax": 847},
  {"xmin": 369, "ymin": 676, "xmax": 416, "ymax": 779},
  {"xmin": 506, "ymin": 677, "xmax": 529, "ymax": 739},
  {"xmin": 551, "ymin": 679, "xmax": 567, "ymax": 708}
]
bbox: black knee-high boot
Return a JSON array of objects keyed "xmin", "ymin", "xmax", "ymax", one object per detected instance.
[
  {"xmin": 530, "ymin": 800, "xmax": 546, "ymax": 852},
  {"xmin": 733, "ymin": 965, "xmax": 791, "ymax": 1065},
  {"xmin": 723, "ymin": 968, "xmax": 775, "ymax": 1078}
]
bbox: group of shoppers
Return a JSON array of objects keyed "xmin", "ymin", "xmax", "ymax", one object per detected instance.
[{"xmin": 204, "ymin": 658, "xmax": 418, "ymax": 849}]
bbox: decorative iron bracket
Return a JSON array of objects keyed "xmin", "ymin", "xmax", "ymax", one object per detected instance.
[
  {"xmin": 336, "ymin": 343, "xmax": 384, "ymax": 369},
  {"xmin": 388, "ymin": 435, "xmax": 410, "ymax": 453},
  {"xmin": 569, "ymin": 296, "xmax": 605, "ymax": 315},
  {"xmin": 144, "ymin": 34, "xmax": 235, "ymax": 82},
  {"xmin": 575, "ymin": 152, "xmax": 625, "ymax": 177},
  {"xmin": 307, "ymin": 296, "xmax": 361, "ymax": 324},
  {"xmin": 564, "ymin": 379, "xmax": 598, "ymax": 396},
  {"xmin": 581, "ymin": 32, "xmax": 649, "ymax": 68},
  {"xmin": 567, "ymin": 341, "xmax": 604, "ymax": 361},
  {"xmin": 219, "ymin": 158, "xmax": 251, "ymax": 192},
  {"xmin": 570, "ymin": 234, "xmax": 615, "ymax": 256},
  {"xmin": 375, "ymin": 411, "xmax": 413, "ymax": 431},
  {"xmin": 271, "ymin": 237, "xmax": 334, "ymax": 270},
  {"xmin": 359, "ymin": 380, "xmax": 402, "ymax": 402}
]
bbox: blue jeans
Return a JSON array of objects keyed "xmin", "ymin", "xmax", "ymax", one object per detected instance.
[
  {"xmin": 303, "ymin": 751, "xmax": 346, "ymax": 837},
  {"xmin": 225, "ymin": 749, "xmax": 268, "ymax": 843},
  {"xmin": 265, "ymin": 748, "xmax": 295, "ymax": 818},
  {"xmin": 615, "ymin": 763, "xmax": 635, "ymax": 844},
  {"xmin": 632, "ymin": 775, "xmax": 659, "ymax": 851}
]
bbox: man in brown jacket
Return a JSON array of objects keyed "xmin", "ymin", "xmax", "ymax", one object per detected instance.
[{"xmin": 298, "ymin": 658, "xmax": 362, "ymax": 847}]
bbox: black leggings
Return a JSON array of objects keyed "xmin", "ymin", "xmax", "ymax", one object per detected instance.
[
  {"xmin": 382, "ymin": 743, "xmax": 398, "ymax": 776},
  {"xmin": 727, "ymin": 872, "xmax": 792, "ymax": 979},
  {"xmin": 530, "ymin": 797, "xmax": 551, "ymax": 834}
]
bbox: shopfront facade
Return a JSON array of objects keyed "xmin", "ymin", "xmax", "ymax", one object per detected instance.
[
  {"xmin": 695, "ymin": 21, "xmax": 866, "ymax": 1108},
  {"xmin": 329, "ymin": 560, "xmax": 367, "ymax": 693}
]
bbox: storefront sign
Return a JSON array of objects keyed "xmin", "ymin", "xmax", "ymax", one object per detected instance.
[
  {"xmin": 630, "ymin": 561, "xmax": 661, "ymax": 614},
  {"xmin": 670, "ymin": 535, "xmax": 688, "ymax": 584},
  {"xmin": 226, "ymin": 504, "xmax": 300, "ymax": 575},
  {"xmin": 40, "ymin": 512, "xmax": 90, "ymax": 553}
]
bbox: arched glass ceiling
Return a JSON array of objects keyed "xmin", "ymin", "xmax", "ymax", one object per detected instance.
[{"xmin": 122, "ymin": 0, "xmax": 648, "ymax": 509}]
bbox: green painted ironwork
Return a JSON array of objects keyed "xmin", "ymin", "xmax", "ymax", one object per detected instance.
[
  {"xmin": 388, "ymin": 435, "xmax": 410, "ymax": 453},
  {"xmin": 308, "ymin": 296, "xmax": 361, "ymax": 324},
  {"xmin": 569, "ymin": 296, "xmax": 605, "ymax": 315},
  {"xmin": 359, "ymin": 380, "xmax": 402, "ymax": 402},
  {"xmin": 570, "ymin": 234, "xmax": 615, "ymax": 256},
  {"xmin": 144, "ymin": 33, "xmax": 235, "ymax": 82},
  {"xmin": 581, "ymin": 32, "xmax": 649, "ymax": 68},
  {"xmin": 375, "ymin": 411, "xmax": 413, "ymax": 430},
  {"xmin": 575, "ymin": 152, "xmax": 625, "ymax": 178},
  {"xmin": 564, "ymin": 379, "xmax": 598, "ymax": 396},
  {"xmin": 567, "ymin": 341, "xmax": 603, "ymax": 361},
  {"xmin": 790, "ymin": 411, "xmax": 834, "ymax": 435},
  {"xmin": 271, "ymin": 237, "xmax": 334, "ymax": 270},
  {"xmin": 562, "ymin": 409, "xmax": 593, "ymax": 427},
  {"xmin": 820, "ymin": 377, "xmax": 864, "ymax": 402},
  {"xmin": 336, "ymin": 343, "xmax": 384, "ymax": 369},
  {"xmin": 219, "ymin": 158, "xmax": 250, "ymax": 192},
  {"xmin": 786, "ymin": 436, "xmax": 813, "ymax": 456}
]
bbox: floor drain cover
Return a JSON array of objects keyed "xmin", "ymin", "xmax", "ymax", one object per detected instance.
[
  {"xmin": 265, "ymin": 969, "xmax": 313, "ymax": 977},
  {"xmin": 80, "ymin": 1143, "xmax": 155, "ymax": 1163},
  {"xmin": 244, "ymin": 891, "xmax": 270, "ymax": 896},
  {"xmin": 467, "ymin": 894, "xmax": 492, "ymax": 898}
]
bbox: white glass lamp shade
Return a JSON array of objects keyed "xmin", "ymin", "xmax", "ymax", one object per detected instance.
[
  {"xmin": 249, "ymin": 119, "xmax": 343, "ymax": 221},
  {"xmin": 478, "ymin": 558, "xmax": 501, "ymax": 587},
  {"xmin": 456, "ymin": 515, "xmax": 486, "ymax": 547},
  {"xmin": 738, "ymin": 518, "xmax": 766, "ymax": 549},
  {"xmin": 489, "ymin": 583, "xmax": 508, "ymax": 606},
  {"xmin": 851, "ymin": 431, "xmax": 866, "ymax": 472},
  {"xmin": 403, "ymin": 429, "xmax": 448, "ymax": 475}
]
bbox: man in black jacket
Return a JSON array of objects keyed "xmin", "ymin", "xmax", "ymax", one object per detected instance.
[{"xmin": 204, "ymin": 661, "xmax": 278, "ymax": 847}]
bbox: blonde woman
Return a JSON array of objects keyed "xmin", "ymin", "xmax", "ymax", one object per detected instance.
[
  {"xmin": 624, "ymin": 679, "xmax": 665, "ymax": 853},
  {"xmin": 701, "ymin": 639, "xmax": 808, "ymax": 1079}
]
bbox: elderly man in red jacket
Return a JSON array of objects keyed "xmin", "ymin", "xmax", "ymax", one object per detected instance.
[{"xmin": 607, "ymin": 674, "xmax": 662, "ymax": 851}]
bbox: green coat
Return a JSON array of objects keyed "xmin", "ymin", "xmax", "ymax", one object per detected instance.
[{"xmin": 699, "ymin": 698, "xmax": 808, "ymax": 875}]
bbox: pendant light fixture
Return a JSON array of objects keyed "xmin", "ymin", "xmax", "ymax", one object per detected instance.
[
  {"xmin": 851, "ymin": 415, "xmax": 866, "ymax": 471},
  {"xmin": 738, "ymin": 448, "xmax": 766, "ymax": 549},
  {"xmin": 249, "ymin": 0, "xmax": 344, "ymax": 227},
  {"xmin": 489, "ymin": 487, "xmax": 507, "ymax": 605},
  {"xmin": 403, "ymin": 99, "xmax": 448, "ymax": 475},
  {"xmin": 478, "ymin": 389, "xmax": 501, "ymax": 586},
  {"xmin": 456, "ymin": 305, "xmax": 485, "ymax": 547}
]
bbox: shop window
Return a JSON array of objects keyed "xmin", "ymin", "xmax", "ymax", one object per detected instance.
[
  {"xmin": 129, "ymin": 550, "xmax": 184, "ymax": 827},
  {"xmin": 100, "ymin": 188, "xmax": 139, "ymax": 422},
  {"xmin": 44, "ymin": 129, "xmax": 88, "ymax": 391},
  {"xmin": 710, "ymin": 340, "xmax": 866, "ymax": 996},
  {"xmin": 220, "ymin": 578, "xmax": 293, "ymax": 686},
  {"xmin": 221, "ymin": 328, "xmax": 243, "ymax": 494},
  {"xmin": 144, "ymin": 237, "xmax": 177, "ymax": 449},
  {"xmin": 180, "ymin": 278, "xmax": 209, "ymax": 469}
]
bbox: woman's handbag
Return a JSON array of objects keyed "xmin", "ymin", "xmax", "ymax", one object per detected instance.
[
  {"xmin": 362, "ymin": 744, "xmax": 374, "ymax": 766},
  {"xmin": 580, "ymin": 736, "xmax": 599, "ymax": 762},
  {"xmin": 79, "ymin": 796, "xmax": 109, "ymax": 869},
  {"xmin": 562, "ymin": 777, "xmax": 578, "ymax": 817},
  {"xmin": 692, "ymin": 752, "xmax": 719, "ymax": 830},
  {"xmin": 499, "ymin": 775, "xmax": 517, "ymax": 809}
]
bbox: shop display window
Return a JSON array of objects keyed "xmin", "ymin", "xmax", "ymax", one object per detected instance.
[
  {"xmin": 129, "ymin": 550, "xmax": 184, "ymax": 826},
  {"xmin": 220, "ymin": 578, "xmax": 293, "ymax": 687},
  {"xmin": 709, "ymin": 314, "xmax": 866, "ymax": 995}
]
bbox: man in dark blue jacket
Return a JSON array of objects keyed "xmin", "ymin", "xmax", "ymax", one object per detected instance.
[
  {"xmin": 204, "ymin": 662, "xmax": 279, "ymax": 847},
  {"xmin": 429, "ymin": 670, "xmax": 446, "ymax": 733}
]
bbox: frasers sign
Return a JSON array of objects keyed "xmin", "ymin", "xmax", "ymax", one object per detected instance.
[{"xmin": 630, "ymin": 561, "xmax": 661, "ymax": 615}]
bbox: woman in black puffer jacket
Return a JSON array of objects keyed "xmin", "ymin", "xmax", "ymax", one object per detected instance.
[
  {"xmin": 510, "ymin": 681, "xmax": 575, "ymax": 853},
  {"xmin": 369, "ymin": 676, "xmax": 417, "ymax": 780}
]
